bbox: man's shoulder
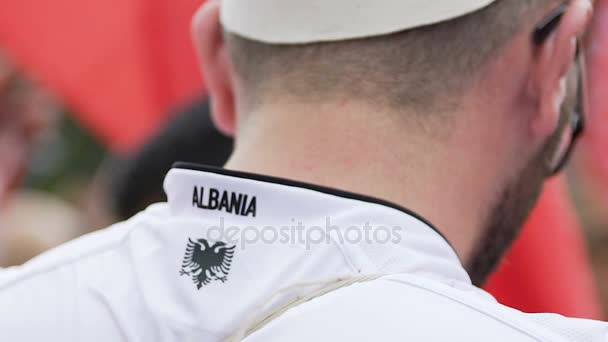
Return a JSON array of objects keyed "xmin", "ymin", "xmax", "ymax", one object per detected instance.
[
  {"xmin": 0, "ymin": 203, "xmax": 169, "ymax": 341},
  {"xmin": 1, "ymin": 204, "xmax": 165, "ymax": 288},
  {"xmin": 245, "ymin": 274, "xmax": 608, "ymax": 342}
]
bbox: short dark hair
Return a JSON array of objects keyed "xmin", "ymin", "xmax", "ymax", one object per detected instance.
[{"xmin": 227, "ymin": 0, "xmax": 555, "ymax": 113}]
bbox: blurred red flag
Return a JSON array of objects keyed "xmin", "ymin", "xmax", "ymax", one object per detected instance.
[{"xmin": 0, "ymin": 0, "xmax": 206, "ymax": 153}]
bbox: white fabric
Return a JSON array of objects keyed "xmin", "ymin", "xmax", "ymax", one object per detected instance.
[
  {"xmin": 0, "ymin": 165, "xmax": 606, "ymax": 341},
  {"xmin": 221, "ymin": 0, "xmax": 498, "ymax": 44}
]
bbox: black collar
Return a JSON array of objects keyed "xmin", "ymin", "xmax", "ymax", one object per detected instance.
[{"xmin": 172, "ymin": 162, "xmax": 454, "ymax": 251}]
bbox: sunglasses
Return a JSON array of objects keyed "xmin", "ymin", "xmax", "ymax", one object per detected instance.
[{"xmin": 533, "ymin": 3, "xmax": 586, "ymax": 176}]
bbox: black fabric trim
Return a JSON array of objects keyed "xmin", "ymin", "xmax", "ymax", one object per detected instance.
[{"xmin": 172, "ymin": 162, "xmax": 454, "ymax": 251}]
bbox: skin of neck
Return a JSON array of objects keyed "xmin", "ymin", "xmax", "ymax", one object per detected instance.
[{"xmin": 225, "ymin": 77, "xmax": 527, "ymax": 264}]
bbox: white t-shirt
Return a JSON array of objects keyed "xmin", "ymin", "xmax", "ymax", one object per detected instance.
[{"xmin": 0, "ymin": 163, "xmax": 606, "ymax": 341}]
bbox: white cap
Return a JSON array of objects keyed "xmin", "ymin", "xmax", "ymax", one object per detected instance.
[{"xmin": 221, "ymin": 0, "xmax": 499, "ymax": 44}]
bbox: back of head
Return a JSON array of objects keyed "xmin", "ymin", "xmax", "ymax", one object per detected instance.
[
  {"xmin": 194, "ymin": 0, "xmax": 591, "ymax": 286},
  {"xmin": 225, "ymin": 0, "xmax": 553, "ymax": 113}
]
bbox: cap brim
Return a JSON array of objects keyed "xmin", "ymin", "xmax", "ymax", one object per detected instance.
[{"xmin": 221, "ymin": 0, "xmax": 498, "ymax": 44}]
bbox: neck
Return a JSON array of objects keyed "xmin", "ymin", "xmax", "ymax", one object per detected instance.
[{"xmin": 225, "ymin": 99, "xmax": 506, "ymax": 264}]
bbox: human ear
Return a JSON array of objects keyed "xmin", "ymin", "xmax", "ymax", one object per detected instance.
[
  {"xmin": 529, "ymin": 0, "xmax": 592, "ymax": 139},
  {"xmin": 192, "ymin": 0, "xmax": 237, "ymax": 136}
]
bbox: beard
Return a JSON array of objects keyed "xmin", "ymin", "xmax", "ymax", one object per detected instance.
[
  {"xmin": 465, "ymin": 80, "xmax": 578, "ymax": 287},
  {"xmin": 465, "ymin": 150, "xmax": 547, "ymax": 286}
]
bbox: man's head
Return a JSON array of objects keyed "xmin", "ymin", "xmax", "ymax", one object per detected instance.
[{"xmin": 193, "ymin": 0, "xmax": 592, "ymax": 285}]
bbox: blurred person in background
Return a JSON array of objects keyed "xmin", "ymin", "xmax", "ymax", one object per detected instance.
[
  {"xmin": 0, "ymin": 50, "xmax": 85, "ymax": 267},
  {"xmin": 0, "ymin": 50, "xmax": 51, "ymax": 206},
  {"xmin": 111, "ymin": 98, "xmax": 232, "ymax": 220},
  {"xmin": 1, "ymin": 0, "xmax": 606, "ymax": 341}
]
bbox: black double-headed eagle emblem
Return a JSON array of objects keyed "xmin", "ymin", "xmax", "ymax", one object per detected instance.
[{"xmin": 179, "ymin": 238, "xmax": 236, "ymax": 290}]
